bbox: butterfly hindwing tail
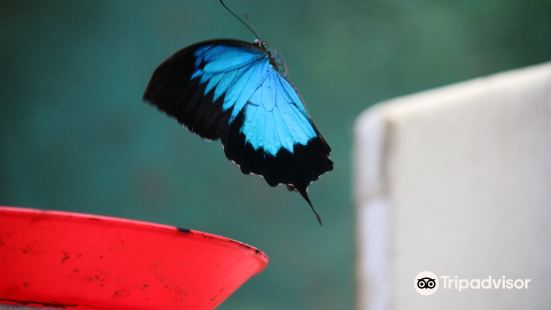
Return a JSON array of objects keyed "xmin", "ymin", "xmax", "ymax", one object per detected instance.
[{"xmin": 222, "ymin": 110, "xmax": 332, "ymax": 224}]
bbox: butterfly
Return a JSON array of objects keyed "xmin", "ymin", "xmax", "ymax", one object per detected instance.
[{"xmin": 143, "ymin": 2, "xmax": 333, "ymax": 225}]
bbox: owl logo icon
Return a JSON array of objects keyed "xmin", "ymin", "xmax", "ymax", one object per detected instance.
[
  {"xmin": 415, "ymin": 271, "xmax": 439, "ymax": 295},
  {"xmin": 417, "ymin": 277, "xmax": 436, "ymax": 289}
]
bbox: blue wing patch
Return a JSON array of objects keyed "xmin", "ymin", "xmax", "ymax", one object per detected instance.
[
  {"xmin": 190, "ymin": 44, "xmax": 317, "ymax": 156},
  {"xmin": 191, "ymin": 45, "xmax": 269, "ymax": 122},
  {"xmin": 144, "ymin": 39, "xmax": 333, "ymax": 224},
  {"xmin": 241, "ymin": 68, "xmax": 317, "ymax": 156}
]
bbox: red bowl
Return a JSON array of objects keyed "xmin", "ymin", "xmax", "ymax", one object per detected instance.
[{"xmin": 0, "ymin": 206, "xmax": 268, "ymax": 309}]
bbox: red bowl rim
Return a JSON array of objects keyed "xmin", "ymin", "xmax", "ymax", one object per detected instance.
[{"xmin": 0, "ymin": 206, "xmax": 269, "ymax": 265}]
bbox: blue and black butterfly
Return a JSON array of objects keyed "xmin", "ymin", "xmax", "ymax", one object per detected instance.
[{"xmin": 143, "ymin": 2, "xmax": 333, "ymax": 225}]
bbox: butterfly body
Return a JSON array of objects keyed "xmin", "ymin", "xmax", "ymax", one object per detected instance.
[{"xmin": 144, "ymin": 39, "xmax": 333, "ymax": 224}]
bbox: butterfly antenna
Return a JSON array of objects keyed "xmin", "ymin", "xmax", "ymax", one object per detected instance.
[
  {"xmin": 219, "ymin": 0, "xmax": 263, "ymax": 40},
  {"xmin": 297, "ymin": 187, "xmax": 324, "ymax": 226}
]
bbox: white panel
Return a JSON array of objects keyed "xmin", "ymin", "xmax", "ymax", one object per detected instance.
[{"xmin": 355, "ymin": 63, "xmax": 551, "ymax": 310}]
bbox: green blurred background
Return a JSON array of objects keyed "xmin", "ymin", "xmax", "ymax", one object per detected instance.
[{"xmin": 1, "ymin": 0, "xmax": 550, "ymax": 309}]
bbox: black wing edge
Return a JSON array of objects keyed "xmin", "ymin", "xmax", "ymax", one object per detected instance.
[
  {"xmin": 143, "ymin": 39, "xmax": 262, "ymax": 140},
  {"xmin": 222, "ymin": 111, "xmax": 334, "ymax": 225}
]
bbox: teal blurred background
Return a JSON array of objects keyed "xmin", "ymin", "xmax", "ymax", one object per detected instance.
[{"xmin": 1, "ymin": 0, "xmax": 550, "ymax": 309}]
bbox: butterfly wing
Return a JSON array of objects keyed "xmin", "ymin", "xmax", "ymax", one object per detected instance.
[
  {"xmin": 144, "ymin": 39, "xmax": 268, "ymax": 140},
  {"xmin": 144, "ymin": 40, "xmax": 333, "ymax": 223},
  {"xmin": 221, "ymin": 66, "xmax": 333, "ymax": 220}
]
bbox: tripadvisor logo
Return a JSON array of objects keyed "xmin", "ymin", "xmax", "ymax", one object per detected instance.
[
  {"xmin": 415, "ymin": 271, "xmax": 439, "ymax": 296},
  {"xmin": 414, "ymin": 271, "xmax": 531, "ymax": 296}
]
